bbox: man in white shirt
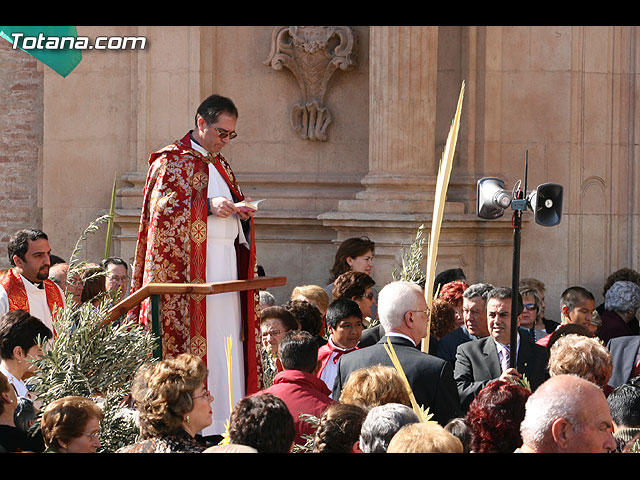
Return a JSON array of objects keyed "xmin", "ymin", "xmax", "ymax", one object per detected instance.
[{"xmin": 0, "ymin": 229, "xmax": 65, "ymax": 333}]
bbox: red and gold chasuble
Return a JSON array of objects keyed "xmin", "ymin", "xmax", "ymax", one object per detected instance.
[
  {"xmin": 0, "ymin": 268, "xmax": 64, "ymax": 334},
  {"xmin": 128, "ymin": 132, "xmax": 263, "ymax": 393}
]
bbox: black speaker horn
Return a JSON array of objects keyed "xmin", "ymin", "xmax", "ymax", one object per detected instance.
[
  {"xmin": 476, "ymin": 177, "xmax": 512, "ymax": 220},
  {"xmin": 528, "ymin": 182, "xmax": 563, "ymax": 226}
]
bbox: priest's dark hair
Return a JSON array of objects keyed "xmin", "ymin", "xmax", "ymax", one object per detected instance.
[
  {"xmin": 277, "ymin": 330, "xmax": 319, "ymax": 373},
  {"xmin": 195, "ymin": 94, "xmax": 238, "ymax": 126},
  {"xmin": 7, "ymin": 229, "xmax": 49, "ymax": 267}
]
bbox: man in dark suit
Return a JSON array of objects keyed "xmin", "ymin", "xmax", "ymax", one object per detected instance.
[
  {"xmin": 454, "ymin": 286, "xmax": 549, "ymax": 411},
  {"xmin": 332, "ymin": 281, "xmax": 461, "ymax": 426},
  {"xmin": 607, "ymin": 335, "xmax": 640, "ymax": 389},
  {"xmin": 436, "ymin": 282, "xmax": 494, "ymax": 365}
]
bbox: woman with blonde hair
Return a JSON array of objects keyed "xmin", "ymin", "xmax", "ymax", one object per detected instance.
[
  {"xmin": 291, "ymin": 284, "xmax": 330, "ymax": 317},
  {"xmin": 338, "ymin": 364, "xmax": 411, "ymax": 409},
  {"xmin": 118, "ymin": 353, "xmax": 213, "ymax": 453},
  {"xmin": 548, "ymin": 333, "xmax": 613, "ymax": 394}
]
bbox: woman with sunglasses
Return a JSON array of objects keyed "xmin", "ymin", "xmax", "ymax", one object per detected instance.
[{"xmin": 519, "ymin": 286, "xmax": 548, "ymax": 342}]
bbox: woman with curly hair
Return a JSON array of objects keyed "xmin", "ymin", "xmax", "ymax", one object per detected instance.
[
  {"xmin": 338, "ymin": 364, "xmax": 411, "ymax": 409},
  {"xmin": 118, "ymin": 353, "xmax": 213, "ymax": 453},
  {"xmin": 438, "ymin": 279, "xmax": 469, "ymax": 329},
  {"xmin": 548, "ymin": 333, "xmax": 613, "ymax": 394},
  {"xmin": 464, "ymin": 379, "xmax": 531, "ymax": 453},
  {"xmin": 313, "ymin": 403, "xmax": 367, "ymax": 453}
]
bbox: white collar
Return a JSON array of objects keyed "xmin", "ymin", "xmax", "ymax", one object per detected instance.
[
  {"xmin": 19, "ymin": 273, "xmax": 45, "ymax": 292},
  {"xmin": 493, "ymin": 332, "xmax": 520, "ymax": 353},
  {"xmin": 189, "ymin": 133, "xmax": 210, "ymax": 157},
  {"xmin": 384, "ymin": 331, "xmax": 418, "ymax": 347}
]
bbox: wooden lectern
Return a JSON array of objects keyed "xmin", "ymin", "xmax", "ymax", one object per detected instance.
[{"xmin": 103, "ymin": 276, "xmax": 287, "ymax": 359}]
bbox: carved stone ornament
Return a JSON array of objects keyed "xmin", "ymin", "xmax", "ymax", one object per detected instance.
[{"xmin": 264, "ymin": 26, "xmax": 357, "ymax": 141}]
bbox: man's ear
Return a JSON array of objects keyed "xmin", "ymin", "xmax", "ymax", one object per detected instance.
[
  {"xmin": 561, "ymin": 305, "xmax": 569, "ymax": 320},
  {"xmin": 403, "ymin": 310, "xmax": 414, "ymax": 327},
  {"xmin": 12, "ymin": 255, "xmax": 23, "ymax": 269},
  {"xmin": 550, "ymin": 417, "xmax": 573, "ymax": 450}
]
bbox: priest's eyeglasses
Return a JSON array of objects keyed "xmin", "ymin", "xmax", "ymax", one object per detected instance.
[{"xmin": 214, "ymin": 127, "xmax": 238, "ymax": 140}]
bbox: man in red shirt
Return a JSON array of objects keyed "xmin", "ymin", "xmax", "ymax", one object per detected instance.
[{"xmin": 258, "ymin": 330, "xmax": 335, "ymax": 448}]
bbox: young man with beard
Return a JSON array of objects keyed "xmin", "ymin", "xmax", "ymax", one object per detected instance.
[{"xmin": 0, "ymin": 229, "xmax": 64, "ymax": 333}]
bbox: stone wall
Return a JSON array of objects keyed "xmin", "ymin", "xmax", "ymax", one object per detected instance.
[
  {"xmin": 1, "ymin": 26, "xmax": 638, "ymax": 323},
  {"xmin": 0, "ymin": 40, "xmax": 43, "ymax": 268}
]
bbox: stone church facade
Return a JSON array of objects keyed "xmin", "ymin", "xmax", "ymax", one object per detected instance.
[{"xmin": 1, "ymin": 26, "xmax": 638, "ymax": 321}]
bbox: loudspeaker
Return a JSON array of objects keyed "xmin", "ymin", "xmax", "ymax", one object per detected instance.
[
  {"xmin": 476, "ymin": 177, "xmax": 512, "ymax": 220},
  {"xmin": 529, "ymin": 183, "xmax": 563, "ymax": 226}
]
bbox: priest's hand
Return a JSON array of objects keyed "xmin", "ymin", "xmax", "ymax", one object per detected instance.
[
  {"xmin": 237, "ymin": 197, "xmax": 256, "ymax": 221},
  {"xmin": 209, "ymin": 196, "xmax": 239, "ymax": 218}
]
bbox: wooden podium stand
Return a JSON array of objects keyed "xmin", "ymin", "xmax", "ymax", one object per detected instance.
[{"xmin": 103, "ymin": 276, "xmax": 287, "ymax": 359}]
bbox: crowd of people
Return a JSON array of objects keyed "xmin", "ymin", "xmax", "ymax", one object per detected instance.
[{"xmin": 2, "ymin": 229, "xmax": 640, "ymax": 455}]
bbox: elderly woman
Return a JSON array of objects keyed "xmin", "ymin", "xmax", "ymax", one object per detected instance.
[
  {"xmin": 596, "ymin": 280, "xmax": 640, "ymax": 345},
  {"xmin": 548, "ymin": 333, "xmax": 614, "ymax": 394},
  {"xmin": 259, "ymin": 306, "xmax": 300, "ymax": 387},
  {"xmin": 0, "ymin": 309, "xmax": 52, "ymax": 401},
  {"xmin": 41, "ymin": 396, "xmax": 103, "ymax": 453},
  {"xmin": 118, "ymin": 353, "xmax": 213, "ymax": 453},
  {"xmin": 0, "ymin": 372, "xmax": 44, "ymax": 452}
]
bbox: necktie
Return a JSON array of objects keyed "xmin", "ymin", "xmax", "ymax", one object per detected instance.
[{"xmin": 501, "ymin": 345, "xmax": 510, "ymax": 372}]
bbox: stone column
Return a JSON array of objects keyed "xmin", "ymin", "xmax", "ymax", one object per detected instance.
[
  {"xmin": 350, "ymin": 25, "xmax": 439, "ymax": 213},
  {"xmin": 320, "ymin": 26, "xmax": 464, "ymax": 284}
]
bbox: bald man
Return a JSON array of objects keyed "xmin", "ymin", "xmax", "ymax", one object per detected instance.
[{"xmin": 518, "ymin": 374, "xmax": 616, "ymax": 453}]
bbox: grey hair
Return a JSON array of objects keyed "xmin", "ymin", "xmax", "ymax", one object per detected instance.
[
  {"xmin": 359, "ymin": 403, "xmax": 420, "ymax": 453},
  {"xmin": 604, "ymin": 280, "xmax": 640, "ymax": 313},
  {"xmin": 377, "ymin": 281, "xmax": 424, "ymax": 333},
  {"xmin": 259, "ymin": 290, "xmax": 276, "ymax": 307},
  {"xmin": 463, "ymin": 283, "xmax": 495, "ymax": 302}
]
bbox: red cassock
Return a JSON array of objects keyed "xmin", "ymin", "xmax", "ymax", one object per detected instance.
[{"xmin": 128, "ymin": 132, "xmax": 263, "ymax": 394}]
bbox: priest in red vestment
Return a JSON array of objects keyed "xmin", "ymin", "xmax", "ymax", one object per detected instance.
[
  {"xmin": 128, "ymin": 94, "xmax": 262, "ymax": 436},
  {"xmin": 0, "ymin": 229, "xmax": 64, "ymax": 334}
]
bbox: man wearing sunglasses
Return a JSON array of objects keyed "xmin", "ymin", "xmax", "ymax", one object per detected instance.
[{"xmin": 129, "ymin": 94, "xmax": 260, "ymax": 441}]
